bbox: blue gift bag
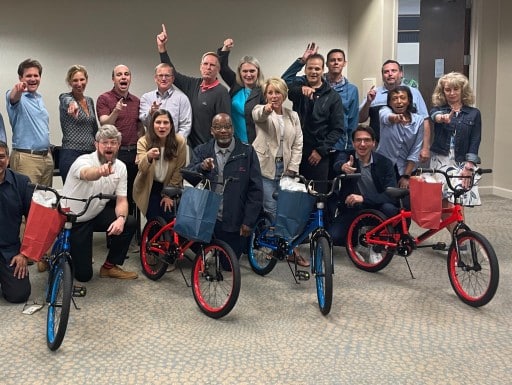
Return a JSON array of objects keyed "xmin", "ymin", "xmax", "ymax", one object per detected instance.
[
  {"xmin": 274, "ymin": 189, "xmax": 315, "ymax": 241},
  {"xmin": 174, "ymin": 186, "xmax": 222, "ymax": 243}
]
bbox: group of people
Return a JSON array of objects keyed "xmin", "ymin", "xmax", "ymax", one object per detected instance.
[{"xmin": 0, "ymin": 23, "xmax": 482, "ymax": 304}]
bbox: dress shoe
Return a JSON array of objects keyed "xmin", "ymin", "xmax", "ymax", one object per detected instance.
[{"xmin": 99, "ymin": 265, "xmax": 138, "ymax": 279}]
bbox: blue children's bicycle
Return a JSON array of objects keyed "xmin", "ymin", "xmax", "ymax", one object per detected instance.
[
  {"xmin": 248, "ymin": 174, "xmax": 359, "ymax": 315},
  {"xmin": 30, "ymin": 184, "xmax": 115, "ymax": 350}
]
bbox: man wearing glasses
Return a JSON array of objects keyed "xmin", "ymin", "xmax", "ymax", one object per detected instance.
[
  {"xmin": 139, "ymin": 63, "xmax": 192, "ymax": 138},
  {"xmin": 328, "ymin": 125, "xmax": 399, "ymax": 248},
  {"xmin": 61, "ymin": 125, "xmax": 138, "ymax": 282},
  {"xmin": 186, "ymin": 113, "xmax": 262, "ymax": 259}
]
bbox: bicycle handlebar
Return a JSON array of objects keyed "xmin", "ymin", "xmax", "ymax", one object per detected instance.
[
  {"xmin": 302, "ymin": 173, "xmax": 361, "ymax": 199},
  {"xmin": 29, "ymin": 183, "xmax": 116, "ymax": 219},
  {"xmin": 180, "ymin": 168, "xmax": 238, "ymax": 189},
  {"xmin": 413, "ymin": 167, "xmax": 492, "ymax": 194}
]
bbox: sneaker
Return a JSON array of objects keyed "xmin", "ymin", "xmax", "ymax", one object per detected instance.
[
  {"xmin": 99, "ymin": 265, "xmax": 138, "ymax": 279},
  {"xmin": 368, "ymin": 248, "xmax": 383, "ymax": 264}
]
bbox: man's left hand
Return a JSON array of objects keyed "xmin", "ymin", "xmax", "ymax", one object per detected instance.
[
  {"xmin": 107, "ymin": 217, "xmax": 125, "ymax": 236},
  {"xmin": 10, "ymin": 253, "xmax": 29, "ymax": 279}
]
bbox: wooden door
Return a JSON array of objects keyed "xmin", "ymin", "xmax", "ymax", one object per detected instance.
[{"xmin": 418, "ymin": 0, "xmax": 471, "ymax": 109}]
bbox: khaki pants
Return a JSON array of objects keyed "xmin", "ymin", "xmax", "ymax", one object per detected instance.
[{"xmin": 10, "ymin": 150, "xmax": 54, "ymax": 186}]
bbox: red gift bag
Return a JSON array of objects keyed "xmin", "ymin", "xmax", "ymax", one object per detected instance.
[
  {"xmin": 409, "ymin": 177, "xmax": 442, "ymax": 229},
  {"xmin": 21, "ymin": 200, "xmax": 66, "ymax": 262}
]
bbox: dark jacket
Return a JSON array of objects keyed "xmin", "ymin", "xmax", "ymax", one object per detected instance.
[
  {"xmin": 187, "ymin": 138, "xmax": 263, "ymax": 232},
  {"xmin": 217, "ymin": 48, "xmax": 265, "ymax": 144},
  {"xmin": 333, "ymin": 150, "xmax": 397, "ymax": 207},
  {"xmin": 288, "ymin": 79, "xmax": 344, "ymax": 157},
  {"xmin": 429, "ymin": 105, "xmax": 481, "ymax": 164}
]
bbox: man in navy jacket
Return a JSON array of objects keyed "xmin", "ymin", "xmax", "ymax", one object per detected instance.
[
  {"xmin": 328, "ymin": 126, "xmax": 399, "ymax": 246},
  {"xmin": 186, "ymin": 113, "xmax": 263, "ymax": 258}
]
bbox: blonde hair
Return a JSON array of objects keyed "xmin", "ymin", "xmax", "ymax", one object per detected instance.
[
  {"xmin": 432, "ymin": 72, "xmax": 475, "ymax": 107},
  {"xmin": 263, "ymin": 77, "xmax": 288, "ymax": 101},
  {"xmin": 236, "ymin": 56, "xmax": 264, "ymax": 88},
  {"xmin": 66, "ymin": 64, "xmax": 88, "ymax": 85}
]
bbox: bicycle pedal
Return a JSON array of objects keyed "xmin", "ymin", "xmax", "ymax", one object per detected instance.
[
  {"xmin": 432, "ymin": 242, "xmax": 447, "ymax": 251},
  {"xmin": 73, "ymin": 285, "xmax": 87, "ymax": 297},
  {"xmin": 295, "ymin": 270, "xmax": 310, "ymax": 281}
]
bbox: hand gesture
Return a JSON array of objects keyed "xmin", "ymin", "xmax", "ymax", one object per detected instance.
[
  {"xmin": 342, "ymin": 155, "xmax": 357, "ymax": 174},
  {"xmin": 201, "ymin": 157, "xmax": 215, "ymax": 171},
  {"xmin": 150, "ymin": 100, "xmax": 161, "ymax": 115},
  {"xmin": 68, "ymin": 101, "xmax": 79, "ymax": 118},
  {"xmin": 147, "ymin": 147, "xmax": 160, "ymax": 161},
  {"xmin": 301, "ymin": 86, "xmax": 316, "ymax": 99},
  {"xmin": 115, "ymin": 98, "xmax": 127, "ymax": 113},
  {"xmin": 222, "ymin": 38, "xmax": 234, "ymax": 51},
  {"xmin": 98, "ymin": 161, "xmax": 114, "ymax": 177},
  {"xmin": 156, "ymin": 23, "xmax": 168, "ymax": 50},
  {"xmin": 440, "ymin": 109, "xmax": 456, "ymax": 124},
  {"xmin": 366, "ymin": 85, "xmax": 376, "ymax": 104},
  {"xmin": 9, "ymin": 82, "xmax": 28, "ymax": 102},
  {"xmin": 301, "ymin": 42, "xmax": 318, "ymax": 63}
]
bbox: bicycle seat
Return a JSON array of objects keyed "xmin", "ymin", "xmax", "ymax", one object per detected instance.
[
  {"xmin": 161, "ymin": 186, "xmax": 183, "ymax": 199},
  {"xmin": 385, "ymin": 187, "xmax": 410, "ymax": 199}
]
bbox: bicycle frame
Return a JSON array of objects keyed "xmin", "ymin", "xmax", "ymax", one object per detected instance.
[{"xmin": 365, "ymin": 203, "xmax": 467, "ymax": 251}]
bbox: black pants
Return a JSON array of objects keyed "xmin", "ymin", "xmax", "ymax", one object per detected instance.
[
  {"xmin": 0, "ymin": 255, "xmax": 31, "ymax": 303},
  {"xmin": 299, "ymin": 147, "xmax": 330, "ymax": 193},
  {"xmin": 70, "ymin": 205, "xmax": 136, "ymax": 282}
]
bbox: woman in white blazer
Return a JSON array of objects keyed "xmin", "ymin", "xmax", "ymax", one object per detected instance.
[{"xmin": 252, "ymin": 78, "xmax": 308, "ymax": 267}]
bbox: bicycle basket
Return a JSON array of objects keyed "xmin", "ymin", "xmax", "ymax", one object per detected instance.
[
  {"xmin": 174, "ymin": 186, "xmax": 221, "ymax": 243},
  {"xmin": 274, "ymin": 189, "xmax": 315, "ymax": 241}
]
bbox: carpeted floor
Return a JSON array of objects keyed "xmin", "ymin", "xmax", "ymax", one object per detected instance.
[{"xmin": 1, "ymin": 194, "xmax": 511, "ymax": 385}]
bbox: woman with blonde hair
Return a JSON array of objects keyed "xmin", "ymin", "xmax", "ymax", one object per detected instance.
[
  {"xmin": 252, "ymin": 77, "xmax": 307, "ymax": 266},
  {"xmin": 430, "ymin": 71, "xmax": 482, "ymax": 209},
  {"xmin": 218, "ymin": 38, "xmax": 265, "ymax": 144},
  {"xmin": 58, "ymin": 64, "xmax": 98, "ymax": 182}
]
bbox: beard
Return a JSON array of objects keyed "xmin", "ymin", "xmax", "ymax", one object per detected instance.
[{"xmin": 97, "ymin": 150, "xmax": 117, "ymax": 165}]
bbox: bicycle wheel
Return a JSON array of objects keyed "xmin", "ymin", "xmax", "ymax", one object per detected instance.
[
  {"xmin": 191, "ymin": 239, "xmax": 241, "ymax": 319},
  {"xmin": 47, "ymin": 256, "xmax": 73, "ymax": 351},
  {"xmin": 447, "ymin": 231, "xmax": 499, "ymax": 307},
  {"xmin": 140, "ymin": 217, "xmax": 170, "ymax": 281},
  {"xmin": 248, "ymin": 212, "xmax": 277, "ymax": 276},
  {"xmin": 313, "ymin": 236, "xmax": 333, "ymax": 316},
  {"xmin": 346, "ymin": 209, "xmax": 395, "ymax": 272}
]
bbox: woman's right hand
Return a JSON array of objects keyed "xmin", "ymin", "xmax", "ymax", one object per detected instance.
[{"xmin": 148, "ymin": 147, "xmax": 160, "ymax": 161}]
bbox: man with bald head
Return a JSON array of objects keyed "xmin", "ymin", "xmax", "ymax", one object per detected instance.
[
  {"xmin": 156, "ymin": 24, "xmax": 231, "ymax": 149},
  {"xmin": 186, "ymin": 113, "xmax": 262, "ymax": 259},
  {"xmin": 97, "ymin": 64, "xmax": 144, "ymax": 216}
]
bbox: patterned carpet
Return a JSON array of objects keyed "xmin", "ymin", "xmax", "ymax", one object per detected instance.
[{"xmin": 1, "ymin": 194, "xmax": 511, "ymax": 385}]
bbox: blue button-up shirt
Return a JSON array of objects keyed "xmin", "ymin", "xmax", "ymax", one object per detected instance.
[{"xmin": 6, "ymin": 90, "xmax": 50, "ymax": 150}]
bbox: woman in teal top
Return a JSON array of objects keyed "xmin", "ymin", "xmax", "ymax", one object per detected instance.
[{"xmin": 217, "ymin": 38, "xmax": 265, "ymax": 144}]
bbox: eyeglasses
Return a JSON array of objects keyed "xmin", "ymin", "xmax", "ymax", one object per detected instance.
[
  {"xmin": 211, "ymin": 125, "xmax": 232, "ymax": 132},
  {"xmin": 156, "ymin": 74, "xmax": 174, "ymax": 79},
  {"xmin": 353, "ymin": 137, "xmax": 373, "ymax": 144},
  {"xmin": 98, "ymin": 140, "xmax": 119, "ymax": 146}
]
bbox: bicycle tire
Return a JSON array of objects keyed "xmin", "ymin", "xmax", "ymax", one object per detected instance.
[
  {"xmin": 346, "ymin": 209, "xmax": 395, "ymax": 272},
  {"xmin": 191, "ymin": 239, "xmax": 241, "ymax": 319},
  {"xmin": 447, "ymin": 230, "xmax": 499, "ymax": 307},
  {"xmin": 140, "ymin": 217, "xmax": 171, "ymax": 281},
  {"xmin": 47, "ymin": 256, "xmax": 73, "ymax": 351},
  {"xmin": 248, "ymin": 212, "xmax": 278, "ymax": 276},
  {"xmin": 313, "ymin": 236, "xmax": 333, "ymax": 315}
]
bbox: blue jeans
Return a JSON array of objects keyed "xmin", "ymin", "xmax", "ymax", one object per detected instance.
[{"xmin": 262, "ymin": 160, "xmax": 284, "ymax": 217}]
